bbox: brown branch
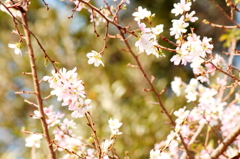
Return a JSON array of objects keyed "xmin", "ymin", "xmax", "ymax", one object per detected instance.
[
  {"xmin": 0, "ymin": 1, "xmax": 23, "ymax": 42},
  {"xmin": 113, "ymin": 1, "xmax": 124, "ymax": 23},
  {"xmin": 202, "ymin": 19, "xmax": 237, "ymax": 28},
  {"xmin": 160, "ymin": 35, "xmax": 178, "ymax": 47},
  {"xmin": 42, "ymin": 94, "xmax": 52, "ymax": 100},
  {"xmin": 91, "ymin": 9, "xmax": 100, "ymax": 37},
  {"xmin": 207, "ymin": 0, "xmax": 240, "ymax": 28},
  {"xmin": 22, "ymin": 130, "xmax": 44, "ymax": 136},
  {"xmin": 118, "ymin": 28, "xmax": 193, "ymax": 159},
  {"xmin": 222, "ymin": 83, "xmax": 238, "ymax": 102},
  {"xmin": 180, "ymin": 123, "xmax": 205, "ymax": 159},
  {"xmin": 79, "ymin": 0, "xmax": 137, "ymax": 37},
  {"xmin": 0, "ymin": 1, "xmax": 58, "ymax": 72},
  {"xmin": 68, "ymin": 0, "xmax": 81, "ymax": 19},
  {"xmin": 21, "ymin": 11, "xmax": 56, "ymax": 159},
  {"xmin": 41, "ymin": 0, "xmax": 49, "ymax": 10},
  {"xmin": 100, "ymin": 22, "xmax": 109, "ymax": 54},
  {"xmin": 85, "ymin": 112, "xmax": 102, "ymax": 158},
  {"xmin": 22, "ymin": 72, "xmax": 32, "ymax": 75},
  {"xmin": 103, "ymin": 0, "xmax": 113, "ymax": 16},
  {"xmin": 155, "ymin": 45, "xmax": 176, "ymax": 52},
  {"xmin": 24, "ymin": 99, "xmax": 38, "ymax": 108},
  {"xmin": 207, "ymin": 61, "xmax": 240, "ymax": 82},
  {"xmin": 211, "ymin": 124, "xmax": 240, "ymax": 159},
  {"xmin": 226, "ymin": 0, "xmax": 240, "ymax": 12},
  {"xmin": 15, "ymin": 90, "xmax": 36, "ymax": 94}
]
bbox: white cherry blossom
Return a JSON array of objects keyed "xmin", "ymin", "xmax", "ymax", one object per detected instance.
[
  {"xmin": 86, "ymin": 50, "xmax": 104, "ymax": 67},
  {"xmin": 25, "ymin": 134, "xmax": 43, "ymax": 148},
  {"xmin": 171, "ymin": 0, "xmax": 192, "ymax": 16},
  {"xmin": 152, "ymin": 24, "xmax": 164, "ymax": 35},
  {"xmin": 132, "ymin": 6, "xmax": 151, "ymax": 21},
  {"xmin": 8, "ymin": 43, "xmax": 22, "ymax": 55}
]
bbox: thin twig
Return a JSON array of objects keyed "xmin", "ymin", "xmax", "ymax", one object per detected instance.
[
  {"xmin": 118, "ymin": 28, "xmax": 193, "ymax": 159},
  {"xmin": 85, "ymin": 112, "xmax": 102, "ymax": 158},
  {"xmin": 15, "ymin": 90, "xmax": 36, "ymax": 94},
  {"xmin": 21, "ymin": 11, "xmax": 56, "ymax": 159},
  {"xmin": 0, "ymin": 1, "xmax": 58, "ymax": 72},
  {"xmin": 202, "ymin": 19, "xmax": 237, "ymax": 29},
  {"xmin": 24, "ymin": 99, "xmax": 39, "ymax": 108},
  {"xmin": 207, "ymin": 0, "xmax": 240, "ymax": 27}
]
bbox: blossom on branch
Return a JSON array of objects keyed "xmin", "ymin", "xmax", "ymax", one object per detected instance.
[
  {"xmin": 170, "ymin": 33, "xmax": 213, "ymax": 66},
  {"xmin": 87, "ymin": 50, "xmax": 104, "ymax": 67},
  {"xmin": 25, "ymin": 134, "xmax": 43, "ymax": 148},
  {"xmin": 132, "ymin": 6, "xmax": 151, "ymax": 22},
  {"xmin": 170, "ymin": 17, "xmax": 189, "ymax": 39},
  {"xmin": 152, "ymin": 24, "xmax": 164, "ymax": 35},
  {"xmin": 135, "ymin": 33, "xmax": 161, "ymax": 58},
  {"xmin": 108, "ymin": 118, "xmax": 122, "ymax": 135},
  {"xmin": 8, "ymin": 43, "xmax": 22, "ymax": 55},
  {"xmin": 171, "ymin": 0, "xmax": 192, "ymax": 16},
  {"xmin": 43, "ymin": 68, "xmax": 92, "ymax": 118}
]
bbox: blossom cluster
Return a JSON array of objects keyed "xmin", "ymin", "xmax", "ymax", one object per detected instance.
[
  {"xmin": 132, "ymin": 6, "xmax": 164, "ymax": 58},
  {"xmin": 25, "ymin": 134, "xmax": 43, "ymax": 148},
  {"xmin": 31, "ymin": 104, "xmax": 123, "ymax": 159},
  {"xmin": 43, "ymin": 67, "xmax": 92, "ymax": 118},
  {"xmin": 101, "ymin": 118, "xmax": 123, "ymax": 159},
  {"xmin": 149, "ymin": 74, "xmax": 238, "ymax": 159},
  {"xmin": 3, "ymin": 0, "xmax": 239, "ymax": 158},
  {"xmin": 168, "ymin": 0, "xmax": 217, "ymax": 83},
  {"xmin": 32, "ymin": 105, "xmax": 98, "ymax": 159},
  {"xmin": 146, "ymin": 1, "xmax": 239, "ymax": 157}
]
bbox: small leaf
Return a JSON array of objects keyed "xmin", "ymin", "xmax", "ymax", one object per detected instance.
[{"xmin": 44, "ymin": 58, "xmax": 49, "ymax": 66}]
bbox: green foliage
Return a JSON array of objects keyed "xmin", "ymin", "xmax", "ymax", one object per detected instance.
[{"xmin": 219, "ymin": 28, "xmax": 240, "ymax": 47}]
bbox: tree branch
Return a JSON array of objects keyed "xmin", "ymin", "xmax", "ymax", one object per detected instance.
[
  {"xmin": 211, "ymin": 124, "xmax": 240, "ymax": 159},
  {"xmin": 21, "ymin": 11, "xmax": 56, "ymax": 159}
]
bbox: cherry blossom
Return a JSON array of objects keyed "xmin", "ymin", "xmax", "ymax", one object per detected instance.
[
  {"xmin": 170, "ymin": 17, "xmax": 189, "ymax": 39},
  {"xmin": 152, "ymin": 24, "xmax": 164, "ymax": 35},
  {"xmin": 171, "ymin": 33, "xmax": 213, "ymax": 66},
  {"xmin": 150, "ymin": 149, "xmax": 161, "ymax": 159},
  {"xmin": 171, "ymin": 77, "xmax": 182, "ymax": 96},
  {"xmin": 123, "ymin": 0, "xmax": 130, "ymax": 4},
  {"xmin": 171, "ymin": 0, "xmax": 192, "ymax": 16},
  {"xmin": 135, "ymin": 33, "xmax": 160, "ymax": 57},
  {"xmin": 86, "ymin": 50, "xmax": 104, "ymax": 67},
  {"xmin": 185, "ymin": 11, "xmax": 198, "ymax": 22},
  {"xmin": 43, "ymin": 68, "xmax": 92, "ymax": 118},
  {"xmin": 108, "ymin": 118, "xmax": 122, "ymax": 135},
  {"xmin": 70, "ymin": 98, "xmax": 92, "ymax": 118},
  {"xmin": 138, "ymin": 22, "xmax": 151, "ymax": 33},
  {"xmin": 8, "ymin": 43, "xmax": 22, "ymax": 55},
  {"xmin": 132, "ymin": 6, "xmax": 151, "ymax": 22},
  {"xmin": 101, "ymin": 139, "xmax": 114, "ymax": 155},
  {"xmin": 25, "ymin": 134, "xmax": 43, "ymax": 148},
  {"xmin": 185, "ymin": 92, "xmax": 198, "ymax": 102}
]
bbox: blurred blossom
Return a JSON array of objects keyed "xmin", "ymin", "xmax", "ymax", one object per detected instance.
[
  {"xmin": 171, "ymin": 77, "xmax": 182, "ymax": 96},
  {"xmin": 132, "ymin": 6, "xmax": 151, "ymax": 21},
  {"xmin": 8, "ymin": 43, "xmax": 22, "ymax": 55},
  {"xmin": 25, "ymin": 134, "xmax": 43, "ymax": 148},
  {"xmin": 171, "ymin": 0, "xmax": 192, "ymax": 16}
]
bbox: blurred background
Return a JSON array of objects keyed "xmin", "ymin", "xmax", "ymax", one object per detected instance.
[{"xmin": 0, "ymin": 0, "xmax": 233, "ymax": 158}]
